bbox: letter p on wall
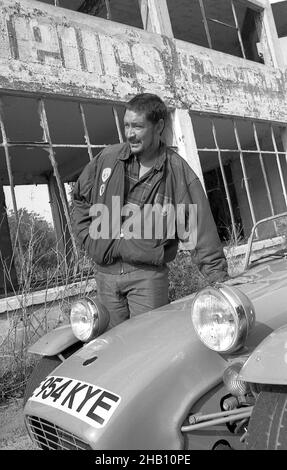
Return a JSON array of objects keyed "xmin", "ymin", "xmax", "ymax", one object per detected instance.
[{"xmin": 6, "ymin": 15, "xmax": 63, "ymax": 67}]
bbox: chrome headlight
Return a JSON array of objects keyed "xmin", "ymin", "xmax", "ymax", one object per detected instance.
[
  {"xmin": 70, "ymin": 297, "xmax": 110, "ymax": 342},
  {"xmin": 191, "ymin": 284, "xmax": 255, "ymax": 353}
]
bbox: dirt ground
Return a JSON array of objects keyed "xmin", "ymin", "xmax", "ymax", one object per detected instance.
[{"xmin": 0, "ymin": 399, "xmax": 38, "ymax": 450}]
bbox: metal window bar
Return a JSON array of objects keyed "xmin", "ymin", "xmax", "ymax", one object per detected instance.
[
  {"xmin": 211, "ymin": 120, "xmax": 238, "ymax": 242},
  {"xmin": 198, "ymin": 0, "xmax": 213, "ymax": 49},
  {"xmin": 104, "ymin": 0, "xmax": 112, "ymax": 20},
  {"xmin": 196, "ymin": 147, "xmax": 287, "ymax": 156},
  {"xmin": 206, "ymin": 16, "xmax": 236, "ymax": 29},
  {"xmin": 3, "ymin": 141, "xmax": 287, "ymax": 157},
  {"xmin": 113, "ymin": 107, "xmax": 124, "ymax": 143},
  {"xmin": 233, "ymin": 119, "xmax": 257, "ymax": 228},
  {"xmin": 270, "ymin": 125, "xmax": 287, "ymax": 208},
  {"xmin": 198, "ymin": 0, "xmax": 247, "ymax": 59},
  {"xmin": 284, "ymin": 131, "xmax": 287, "ymax": 169},
  {"xmin": 0, "ymin": 142, "xmax": 107, "ymax": 149},
  {"xmin": 140, "ymin": 0, "xmax": 150, "ymax": 31},
  {"xmin": 0, "ymin": 98, "xmax": 24, "ymax": 263},
  {"xmin": 206, "ymin": 17, "xmax": 237, "ymax": 30},
  {"xmin": 230, "ymin": 0, "xmax": 246, "ymax": 59},
  {"xmin": 252, "ymin": 122, "xmax": 275, "ymax": 216},
  {"xmin": 79, "ymin": 103, "xmax": 94, "ymax": 161},
  {"xmin": 38, "ymin": 99, "xmax": 79, "ymax": 265}
]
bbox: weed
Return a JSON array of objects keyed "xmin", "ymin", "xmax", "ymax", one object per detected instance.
[{"xmin": 0, "ymin": 215, "xmax": 96, "ymax": 402}]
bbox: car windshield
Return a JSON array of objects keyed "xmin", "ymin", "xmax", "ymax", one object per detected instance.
[{"xmin": 245, "ymin": 212, "xmax": 287, "ymax": 268}]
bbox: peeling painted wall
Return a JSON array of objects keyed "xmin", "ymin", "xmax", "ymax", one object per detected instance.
[{"xmin": 0, "ymin": 0, "xmax": 287, "ymax": 123}]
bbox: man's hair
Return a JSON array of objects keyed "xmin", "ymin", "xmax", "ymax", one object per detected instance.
[{"xmin": 125, "ymin": 93, "xmax": 167, "ymax": 124}]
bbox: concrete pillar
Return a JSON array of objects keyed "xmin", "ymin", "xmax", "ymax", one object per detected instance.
[
  {"xmin": 258, "ymin": 1, "xmax": 284, "ymax": 67},
  {"xmin": 138, "ymin": 0, "xmax": 173, "ymax": 36},
  {"xmin": 47, "ymin": 175, "xmax": 73, "ymax": 264},
  {"xmin": 170, "ymin": 109, "xmax": 205, "ymax": 189},
  {"xmin": 0, "ymin": 185, "xmax": 18, "ymax": 293}
]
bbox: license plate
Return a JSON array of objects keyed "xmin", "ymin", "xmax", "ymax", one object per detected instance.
[{"xmin": 29, "ymin": 375, "xmax": 121, "ymax": 428}]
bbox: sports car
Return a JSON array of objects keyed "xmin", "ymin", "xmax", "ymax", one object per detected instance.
[{"xmin": 23, "ymin": 212, "xmax": 287, "ymax": 450}]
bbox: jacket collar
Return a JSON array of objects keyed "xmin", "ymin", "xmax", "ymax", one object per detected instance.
[
  {"xmin": 117, "ymin": 142, "xmax": 131, "ymax": 161},
  {"xmin": 118, "ymin": 141, "xmax": 167, "ymax": 171},
  {"xmin": 154, "ymin": 141, "xmax": 167, "ymax": 171}
]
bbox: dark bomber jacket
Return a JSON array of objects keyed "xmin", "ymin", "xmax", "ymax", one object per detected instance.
[{"xmin": 72, "ymin": 142, "xmax": 228, "ymax": 283}]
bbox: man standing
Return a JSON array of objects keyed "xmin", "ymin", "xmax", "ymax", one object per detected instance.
[{"xmin": 73, "ymin": 93, "xmax": 228, "ymax": 328}]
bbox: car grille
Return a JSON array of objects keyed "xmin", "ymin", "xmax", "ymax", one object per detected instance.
[{"xmin": 26, "ymin": 415, "xmax": 92, "ymax": 450}]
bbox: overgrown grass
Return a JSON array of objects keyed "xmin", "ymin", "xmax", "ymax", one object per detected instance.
[
  {"xmin": 0, "ymin": 217, "xmax": 96, "ymax": 402},
  {"xmin": 168, "ymin": 251, "xmax": 209, "ymax": 302},
  {"xmin": 0, "ymin": 269, "xmax": 96, "ymax": 402}
]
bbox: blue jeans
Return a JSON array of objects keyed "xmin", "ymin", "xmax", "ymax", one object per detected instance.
[{"xmin": 95, "ymin": 263, "xmax": 169, "ymax": 328}]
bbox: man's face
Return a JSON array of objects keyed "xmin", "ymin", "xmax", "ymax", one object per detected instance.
[{"xmin": 124, "ymin": 109, "xmax": 163, "ymax": 157}]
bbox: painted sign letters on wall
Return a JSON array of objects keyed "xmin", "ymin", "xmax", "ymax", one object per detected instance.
[{"xmin": 0, "ymin": 0, "xmax": 287, "ymax": 122}]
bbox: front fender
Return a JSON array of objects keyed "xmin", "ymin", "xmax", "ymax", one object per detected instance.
[
  {"xmin": 29, "ymin": 325, "xmax": 80, "ymax": 356},
  {"xmin": 239, "ymin": 324, "xmax": 287, "ymax": 385}
]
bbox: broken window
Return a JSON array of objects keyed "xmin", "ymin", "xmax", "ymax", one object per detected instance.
[
  {"xmin": 192, "ymin": 114, "xmax": 287, "ymax": 243},
  {"xmin": 38, "ymin": 0, "xmax": 144, "ymax": 29},
  {"xmin": 0, "ymin": 93, "xmax": 125, "ymax": 289},
  {"xmin": 272, "ymin": 1, "xmax": 287, "ymax": 39},
  {"xmin": 167, "ymin": 0, "xmax": 263, "ymax": 63}
]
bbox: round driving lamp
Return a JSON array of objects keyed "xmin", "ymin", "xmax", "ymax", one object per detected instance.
[
  {"xmin": 70, "ymin": 297, "xmax": 110, "ymax": 342},
  {"xmin": 191, "ymin": 284, "xmax": 255, "ymax": 353}
]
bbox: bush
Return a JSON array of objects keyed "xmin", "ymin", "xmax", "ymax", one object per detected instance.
[
  {"xmin": 168, "ymin": 250, "xmax": 209, "ymax": 302},
  {"xmin": 7, "ymin": 208, "xmax": 58, "ymax": 283},
  {"xmin": 0, "ymin": 355, "xmax": 38, "ymax": 403}
]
